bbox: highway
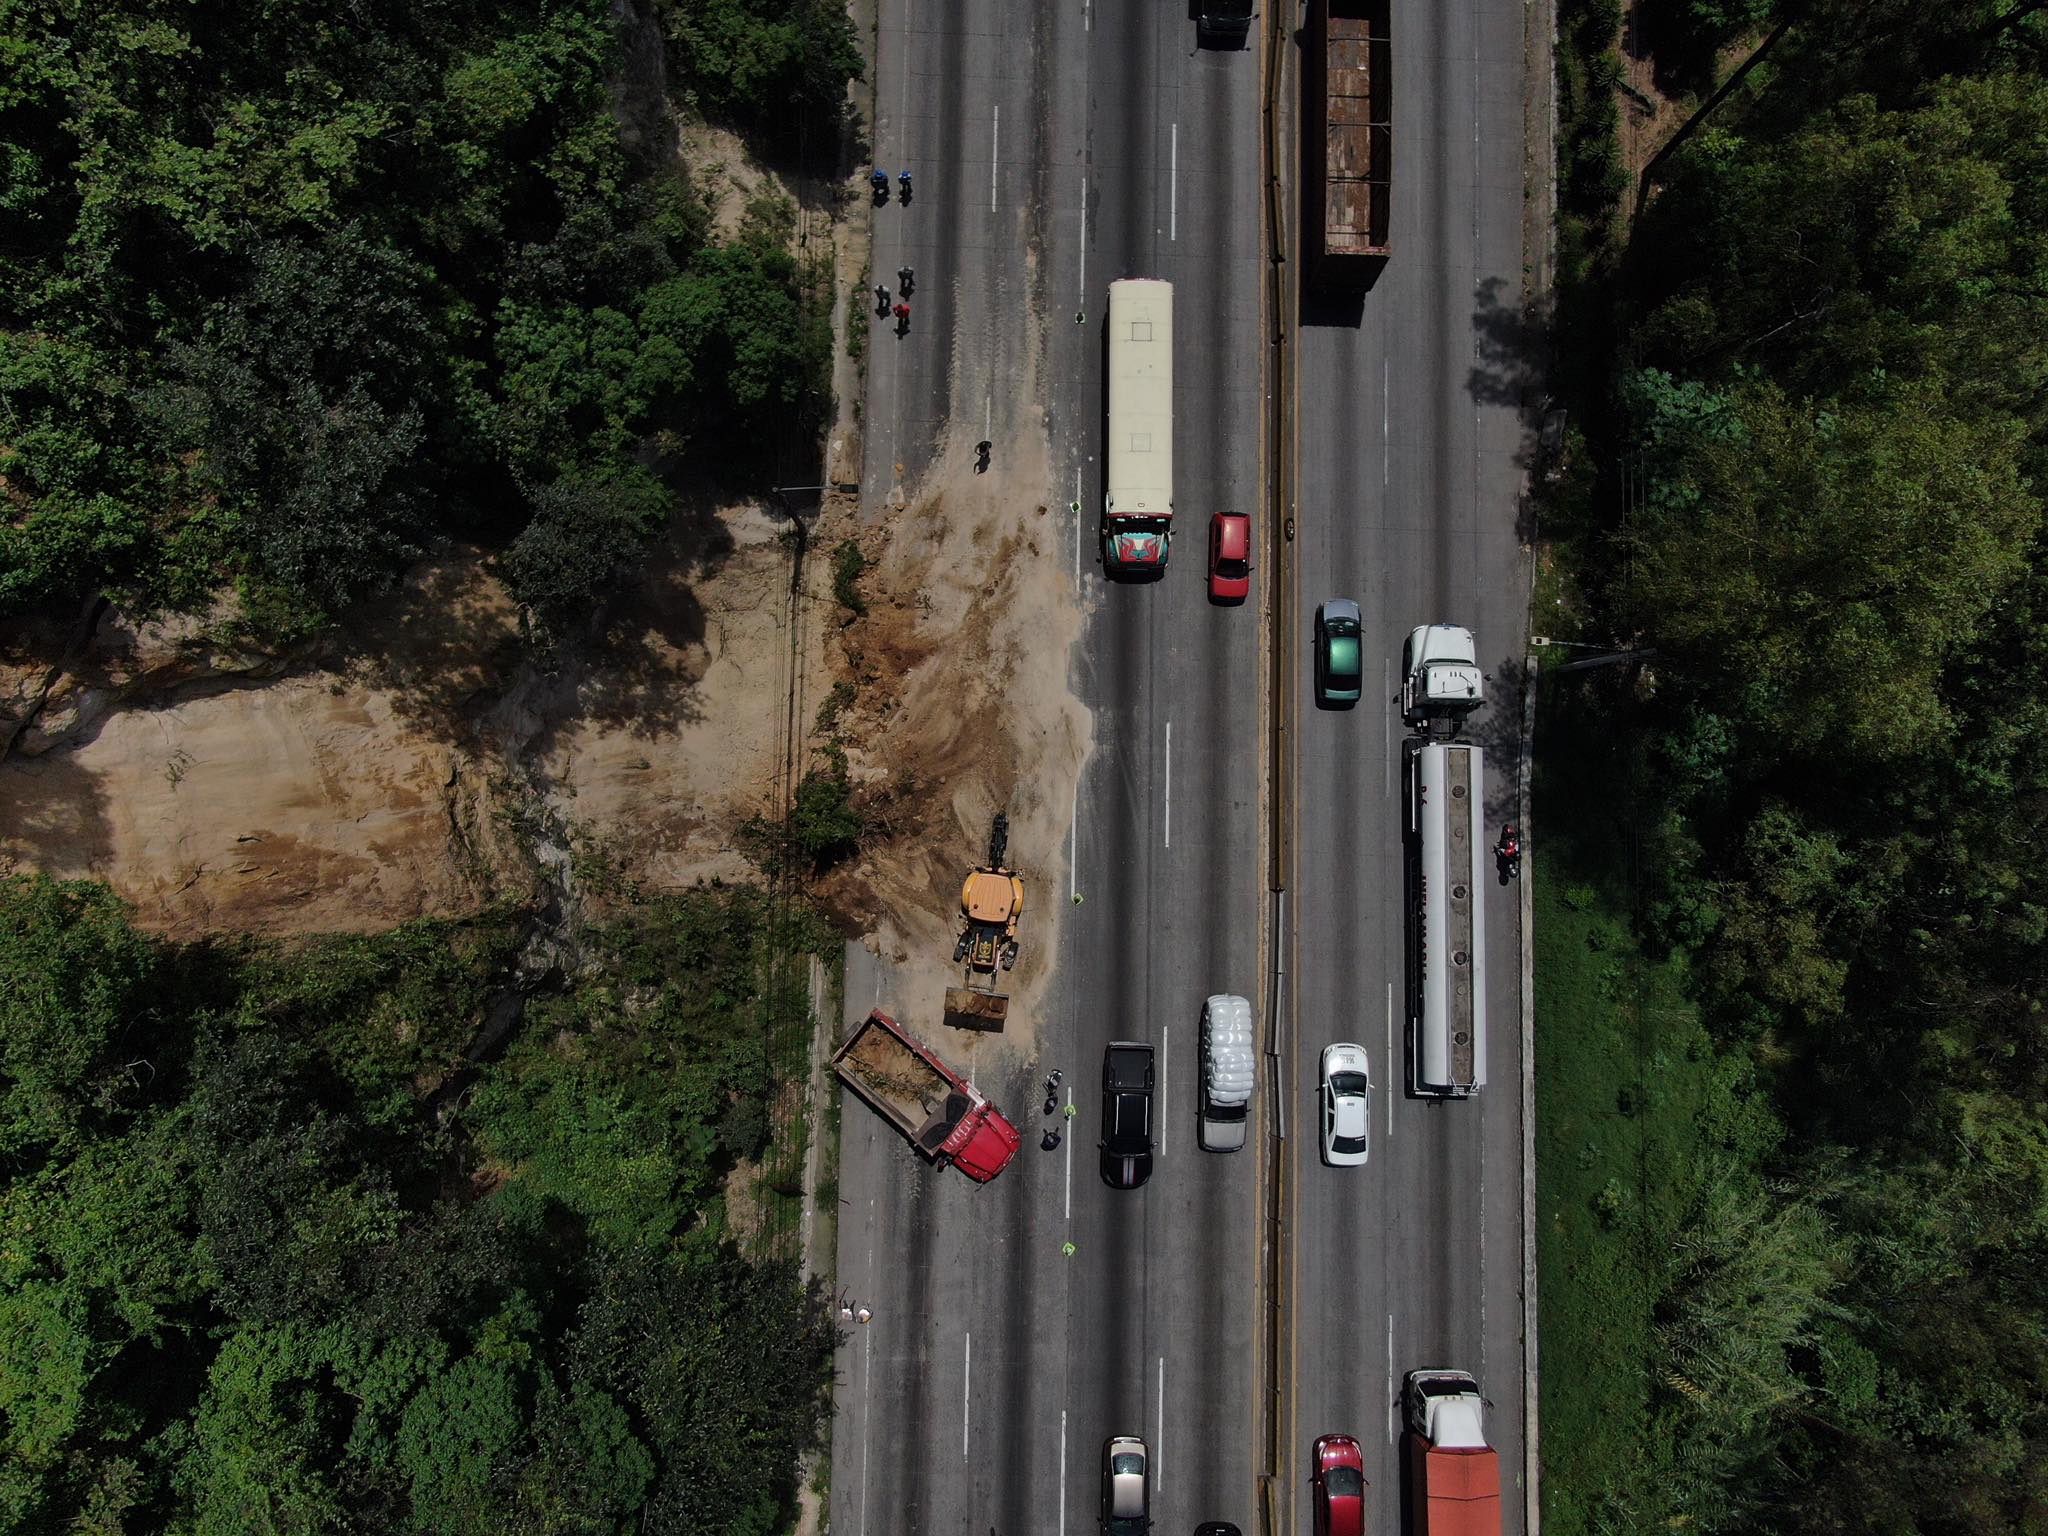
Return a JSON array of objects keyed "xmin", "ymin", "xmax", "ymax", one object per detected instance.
[{"xmin": 830, "ymin": 2, "xmax": 1533, "ymax": 1533}]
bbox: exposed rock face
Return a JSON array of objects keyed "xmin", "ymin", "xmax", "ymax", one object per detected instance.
[
  {"xmin": 2, "ymin": 673, "xmax": 523, "ymax": 935},
  {"xmin": 0, "ymin": 508, "xmax": 809, "ymax": 941}
]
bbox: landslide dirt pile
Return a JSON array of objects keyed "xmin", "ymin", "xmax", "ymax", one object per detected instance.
[{"xmin": 812, "ymin": 426, "xmax": 1093, "ymax": 1056}]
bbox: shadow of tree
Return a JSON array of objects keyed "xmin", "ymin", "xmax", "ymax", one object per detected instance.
[
  {"xmin": 0, "ymin": 747, "xmax": 116, "ymax": 881},
  {"xmin": 1468, "ymin": 274, "xmax": 1543, "ymax": 410},
  {"xmin": 1469, "ymin": 652, "xmax": 1537, "ymax": 835}
]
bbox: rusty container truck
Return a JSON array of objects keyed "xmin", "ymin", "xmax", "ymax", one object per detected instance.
[
  {"xmin": 1403, "ymin": 1370, "xmax": 1502, "ymax": 1536},
  {"xmin": 832, "ymin": 1010, "xmax": 1022, "ymax": 1183},
  {"xmin": 1303, "ymin": 0, "xmax": 1392, "ymax": 287}
]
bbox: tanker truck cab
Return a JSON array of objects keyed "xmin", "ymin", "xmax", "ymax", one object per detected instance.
[{"xmin": 1400, "ymin": 624, "xmax": 1484, "ymax": 730}]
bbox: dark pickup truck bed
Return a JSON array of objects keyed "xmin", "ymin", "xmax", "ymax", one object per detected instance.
[{"xmin": 1101, "ymin": 1042, "xmax": 1156, "ymax": 1189}]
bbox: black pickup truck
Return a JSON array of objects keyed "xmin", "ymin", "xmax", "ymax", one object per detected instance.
[{"xmin": 1101, "ymin": 1042, "xmax": 1156, "ymax": 1189}]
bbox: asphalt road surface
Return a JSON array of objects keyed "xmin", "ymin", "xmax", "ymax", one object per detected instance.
[
  {"xmin": 832, "ymin": 2, "xmax": 1532, "ymax": 1534},
  {"xmin": 1285, "ymin": 0, "xmax": 1533, "ymax": 1527}
]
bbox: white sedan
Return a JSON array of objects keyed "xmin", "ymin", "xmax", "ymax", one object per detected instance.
[{"xmin": 1319, "ymin": 1043, "xmax": 1374, "ymax": 1167}]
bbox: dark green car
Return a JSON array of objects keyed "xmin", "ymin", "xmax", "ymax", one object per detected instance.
[{"xmin": 1315, "ymin": 599, "xmax": 1363, "ymax": 707}]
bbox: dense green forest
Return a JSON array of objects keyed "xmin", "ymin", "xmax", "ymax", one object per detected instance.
[
  {"xmin": 0, "ymin": 0, "xmax": 858, "ymax": 640},
  {"xmin": 1541, "ymin": 0, "xmax": 2048, "ymax": 1530},
  {"xmin": 0, "ymin": 2, "xmax": 861, "ymax": 1531},
  {"xmin": 0, "ymin": 874, "xmax": 836, "ymax": 1533}
]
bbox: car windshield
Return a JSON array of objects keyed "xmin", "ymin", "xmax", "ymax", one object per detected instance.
[
  {"xmin": 1326, "ymin": 1466, "xmax": 1363, "ymax": 1498},
  {"xmin": 1331, "ymin": 1132, "xmax": 1370, "ymax": 1155},
  {"xmin": 1328, "ymin": 1071, "xmax": 1369, "ymax": 1095},
  {"xmin": 1112, "ymin": 1453, "xmax": 1144, "ymax": 1476},
  {"xmin": 1215, "ymin": 557, "xmax": 1249, "ymax": 578}
]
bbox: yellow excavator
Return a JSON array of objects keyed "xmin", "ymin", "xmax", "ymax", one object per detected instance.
[{"xmin": 943, "ymin": 813, "xmax": 1023, "ymax": 1031}]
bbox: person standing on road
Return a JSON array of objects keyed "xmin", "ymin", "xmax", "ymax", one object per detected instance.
[
  {"xmin": 894, "ymin": 301, "xmax": 910, "ymax": 334},
  {"xmin": 897, "ymin": 265, "xmax": 915, "ymax": 297},
  {"xmin": 874, "ymin": 284, "xmax": 890, "ymax": 315}
]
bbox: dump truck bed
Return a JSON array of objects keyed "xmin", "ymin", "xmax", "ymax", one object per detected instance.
[
  {"xmin": 1305, "ymin": 0, "xmax": 1392, "ymax": 282},
  {"xmin": 831, "ymin": 1010, "xmax": 1021, "ymax": 1180},
  {"xmin": 833, "ymin": 1012, "xmax": 972, "ymax": 1150}
]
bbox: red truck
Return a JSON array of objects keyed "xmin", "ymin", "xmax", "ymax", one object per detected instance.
[
  {"xmin": 832, "ymin": 1010, "xmax": 1022, "ymax": 1183},
  {"xmin": 1303, "ymin": 0, "xmax": 1392, "ymax": 288},
  {"xmin": 1403, "ymin": 1370, "xmax": 1502, "ymax": 1536}
]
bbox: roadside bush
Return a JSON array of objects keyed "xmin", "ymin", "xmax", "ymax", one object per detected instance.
[
  {"xmin": 789, "ymin": 752, "xmax": 866, "ymax": 868},
  {"xmin": 831, "ymin": 538, "xmax": 867, "ymax": 616}
]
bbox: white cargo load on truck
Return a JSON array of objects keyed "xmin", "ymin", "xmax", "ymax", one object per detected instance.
[
  {"xmin": 1401, "ymin": 624, "xmax": 1484, "ymax": 728},
  {"xmin": 1200, "ymin": 993, "xmax": 1255, "ymax": 1152}
]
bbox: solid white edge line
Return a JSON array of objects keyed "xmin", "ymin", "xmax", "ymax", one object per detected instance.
[
  {"xmin": 962, "ymin": 1332, "xmax": 971, "ymax": 1460},
  {"xmin": 858, "ymin": 1320, "xmax": 872, "ymax": 1536},
  {"xmin": 1059, "ymin": 1410, "xmax": 1069, "ymax": 1533},
  {"xmin": 1156, "ymin": 1355, "xmax": 1166, "ymax": 1489},
  {"xmin": 1387, "ymin": 1313, "xmax": 1396, "ymax": 1443},
  {"xmin": 858, "ymin": 1195, "xmax": 876, "ymax": 1535},
  {"xmin": 1383, "ymin": 356, "xmax": 1391, "ymax": 486},
  {"xmin": 1078, "ymin": 174, "xmax": 1089, "ymax": 311},
  {"xmin": 1064, "ymin": 1086, "xmax": 1074, "ymax": 1219},
  {"xmin": 989, "ymin": 104, "xmax": 999, "ymax": 214},
  {"xmin": 1164, "ymin": 720, "xmax": 1172, "ymax": 848},
  {"xmin": 1386, "ymin": 983, "xmax": 1395, "ymax": 1138}
]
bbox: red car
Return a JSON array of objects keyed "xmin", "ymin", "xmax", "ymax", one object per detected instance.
[
  {"xmin": 1312, "ymin": 1434, "xmax": 1365, "ymax": 1536},
  {"xmin": 1208, "ymin": 511, "xmax": 1252, "ymax": 602}
]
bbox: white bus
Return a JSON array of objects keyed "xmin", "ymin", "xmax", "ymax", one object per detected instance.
[
  {"xmin": 1407, "ymin": 740, "xmax": 1486, "ymax": 1097},
  {"xmin": 1104, "ymin": 278, "xmax": 1174, "ymax": 573}
]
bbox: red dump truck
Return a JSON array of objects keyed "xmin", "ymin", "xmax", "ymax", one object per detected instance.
[
  {"xmin": 1403, "ymin": 1370, "xmax": 1502, "ymax": 1536},
  {"xmin": 832, "ymin": 1010, "xmax": 1021, "ymax": 1183},
  {"xmin": 1304, "ymin": 0, "xmax": 1392, "ymax": 287}
]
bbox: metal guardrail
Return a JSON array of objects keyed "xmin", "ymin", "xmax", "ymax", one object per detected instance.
[{"xmin": 1258, "ymin": 4, "xmax": 1298, "ymax": 1536}]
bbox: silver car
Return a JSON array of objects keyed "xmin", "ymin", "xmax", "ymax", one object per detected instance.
[
  {"xmin": 1102, "ymin": 1435, "xmax": 1150, "ymax": 1534},
  {"xmin": 1319, "ymin": 1043, "xmax": 1373, "ymax": 1167}
]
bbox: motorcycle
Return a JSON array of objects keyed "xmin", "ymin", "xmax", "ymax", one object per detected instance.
[{"xmin": 1495, "ymin": 826, "xmax": 1522, "ymax": 882}]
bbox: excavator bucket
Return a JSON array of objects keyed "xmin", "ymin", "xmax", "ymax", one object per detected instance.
[{"xmin": 943, "ymin": 987, "xmax": 1010, "ymax": 1031}]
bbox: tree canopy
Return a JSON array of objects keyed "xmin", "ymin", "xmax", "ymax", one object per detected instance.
[
  {"xmin": 1542, "ymin": 2, "xmax": 2048, "ymax": 1530},
  {"xmin": 0, "ymin": 875, "xmax": 835, "ymax": 1534},
  {"xmin": 0, "ymin": 0, "xmax": 855, "ymax": 633}
]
